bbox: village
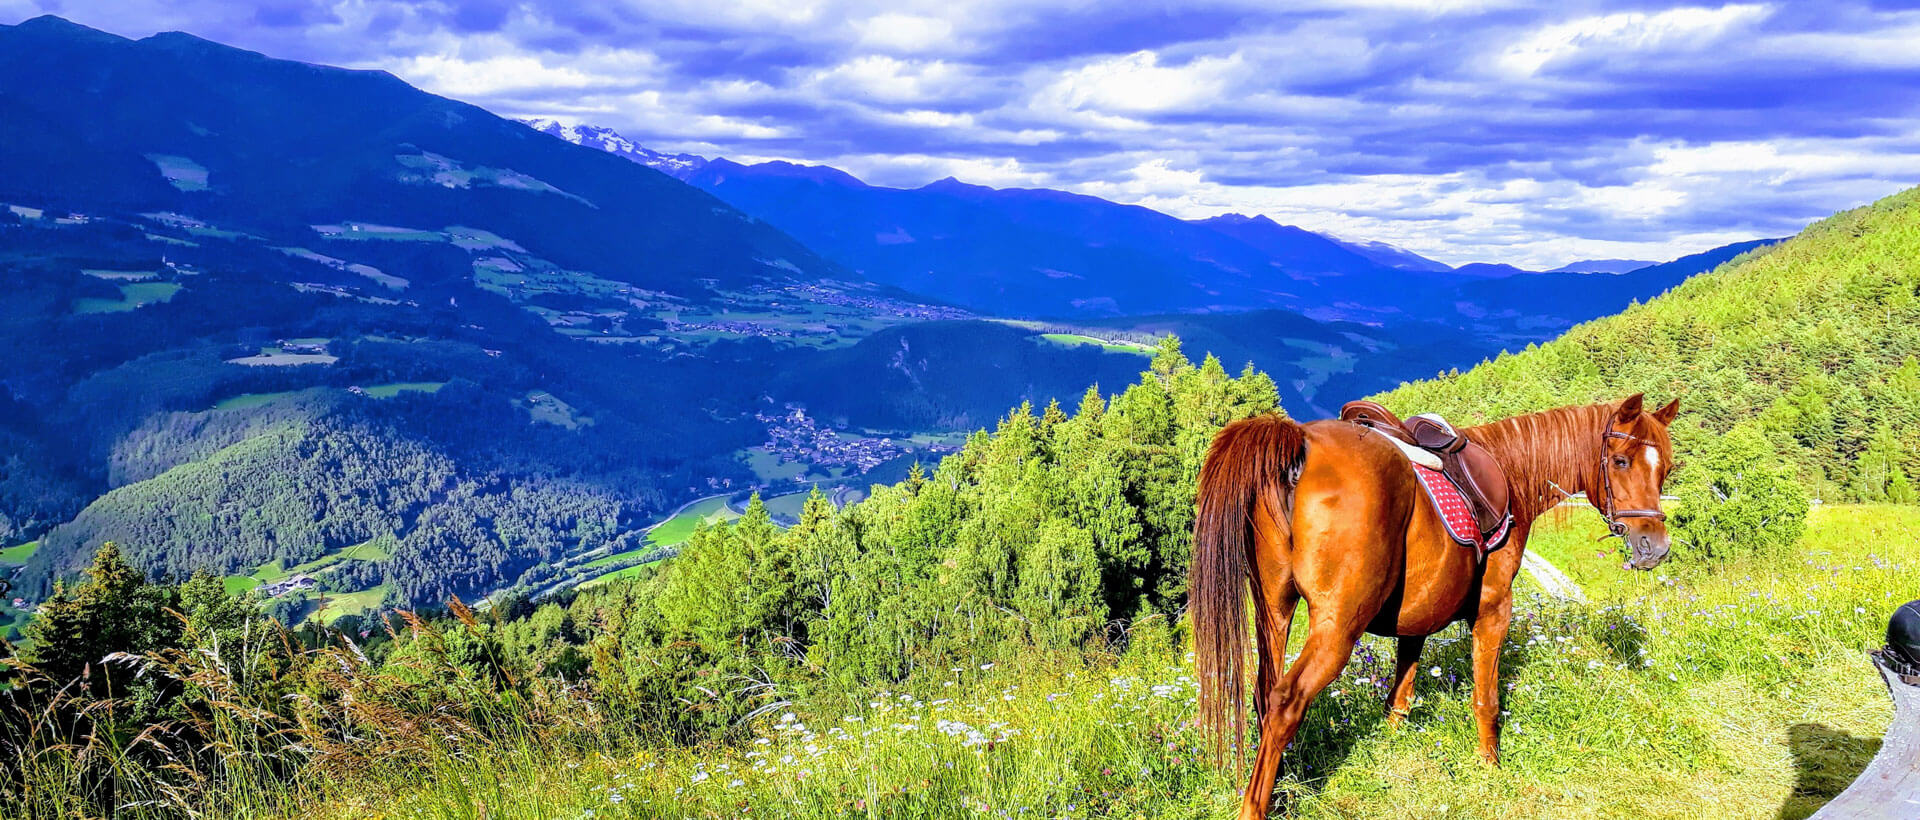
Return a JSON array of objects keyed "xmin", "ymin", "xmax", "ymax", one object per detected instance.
[{"xmin": 755, "ymin": 406, "xmax": 935, "ymax": 475}]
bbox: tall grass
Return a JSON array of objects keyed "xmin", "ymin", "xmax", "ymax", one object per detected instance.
[{"xmin": 4, "ymin": 506, "xmax": 1909, "ymax": 819}]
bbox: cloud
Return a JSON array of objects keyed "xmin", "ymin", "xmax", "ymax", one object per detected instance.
[{"xmin": 9, "ymin": 0, "xmax": 1920, "ymax": 266}]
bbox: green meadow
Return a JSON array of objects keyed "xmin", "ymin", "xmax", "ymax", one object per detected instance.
[
  {"xmin": 290, "ymin": 504, "xmax": 1907, "ymax": 820},
  {"xmin": 71, "ymin": 281, "xmax": 181, "ymax": 314}
]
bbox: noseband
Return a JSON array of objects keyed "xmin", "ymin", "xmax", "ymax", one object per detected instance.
[{"xmin": 1597, "ymin": 429, "xmax": 1666, "ymax": 536}]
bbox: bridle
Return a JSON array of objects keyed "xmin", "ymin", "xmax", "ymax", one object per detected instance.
[{"xmin": 1596, "ymin": 427, "xmax": 1666, "ymax": 537}]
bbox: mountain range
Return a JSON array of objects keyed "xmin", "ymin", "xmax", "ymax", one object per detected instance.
[
  {"xmin": 524, "ymin": 119, "xmax": 1774, "ymax": 337},
  {"xmin": 0, "ymin": 14, "xmax": 1781, "ymax": 623}
]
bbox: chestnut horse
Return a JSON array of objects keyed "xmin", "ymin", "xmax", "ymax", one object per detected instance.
[{"xmin": 1191, "ymin": 394, "xmax": 1680, "ymax": 819}]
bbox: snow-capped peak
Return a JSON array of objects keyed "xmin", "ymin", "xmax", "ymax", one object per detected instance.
[{"xmin": 521, "ymin": 118, "xmax": 708, "ymax": 181}]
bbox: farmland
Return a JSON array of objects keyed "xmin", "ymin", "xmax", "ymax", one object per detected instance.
[
  {"xmin": 71, "ymin": 281, "xmax": 181, "ymax": 314},
  {"xmin": 1037, "ymin": 331, "xmax": 1156, "ymax": 355}
]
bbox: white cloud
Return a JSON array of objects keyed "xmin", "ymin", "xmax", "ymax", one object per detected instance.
[
  {"xmin": 1498, "ymin": 4, "xmax": 1772, "ymax": 76},
  {"xmin": 853, "ymin": 13, "xmax": 957, "ymax": 52},
  {"xmin": 1039, "ymin": 50, "xmax": 1248, "ymax": 115}
]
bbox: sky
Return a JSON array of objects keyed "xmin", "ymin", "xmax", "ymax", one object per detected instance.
[{"xmin": 8, "ymin": 1, "xmax": 1920, "ymax": 267}]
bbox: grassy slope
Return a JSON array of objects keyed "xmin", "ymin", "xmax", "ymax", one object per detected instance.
[
  {"xmin": 1370, "ymin": 186, "xmax": 1920, "ymax": 445},
  {"xmin": 299, "ymin": 505, "xmax": 1909, "ymax": 819}
]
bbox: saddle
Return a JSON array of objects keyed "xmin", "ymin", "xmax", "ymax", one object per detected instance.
[{"xmin": 1340, "ymin": 400, "xmax": 1514, "ymax": 556}]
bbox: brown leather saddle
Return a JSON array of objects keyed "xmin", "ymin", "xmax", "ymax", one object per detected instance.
[{"xmin": 1340, "ymin": 400, "xmax": 1513, "ymax": 554}]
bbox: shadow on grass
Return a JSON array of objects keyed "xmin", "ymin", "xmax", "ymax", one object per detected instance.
[
  {"xmin": 1775, "ymin": 722, "xmax": 1881, "ymax": 820},
  {"xmin": 1265, "ymin": 616, "xmax": 1549, "ymax": 809}
]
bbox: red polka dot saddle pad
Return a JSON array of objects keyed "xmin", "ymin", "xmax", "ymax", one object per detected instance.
[{"xmin": 1411, "ymin": 462, "xmax": 1512, "ymax": 559}]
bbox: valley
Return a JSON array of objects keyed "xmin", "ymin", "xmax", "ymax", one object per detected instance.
[
  {"xmin": 0, "ymin": 9, "xmax": 1915, "ymax": 820},
  {"xmin": 0, "ymin": 16, "xmax": 1864, "ymax": 641}
]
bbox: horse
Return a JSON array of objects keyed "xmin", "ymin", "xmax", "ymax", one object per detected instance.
[{"xmin": 1190, "ymin": 394, "xmax": 1680, "ymax": 819}]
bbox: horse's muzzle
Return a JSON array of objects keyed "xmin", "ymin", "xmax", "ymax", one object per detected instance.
[{"xmin": 1621, "ymin": 524, "xmax": 1671, "ymax": 570}]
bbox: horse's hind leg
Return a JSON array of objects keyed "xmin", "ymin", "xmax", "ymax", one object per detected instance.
[
  {"xmin": 1237, "ymin": 609, "xmax": 1370, "ymax": 820},
  {"xmin": 1385, "ymin": 635, "xmax": 1425, "ymax": 725},
  {"xmin": 1248, "ymin": 503, "xmax": 1298, "ymax": 731},
  {"xmin": 1249, "ymin": 577, "xmax": 1298, "ymax": 732}
]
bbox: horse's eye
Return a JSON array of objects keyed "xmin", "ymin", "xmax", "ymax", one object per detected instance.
[{"xmin": 1613, "ymin": 456, "xmax": 1630, "ymax": 469}]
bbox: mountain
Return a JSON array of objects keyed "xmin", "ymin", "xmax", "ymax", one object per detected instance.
[
  {"xmin": 521, "ymin": 118, "xmax": 707, "ymax": 181},
  {"xmin": 1451, "ymin": 262, "xmax": 1535, "ymax": 278},
  {"xmin": 521, "ymin": 121, "xmax": 1468, "ymax": 320},
  {"xmin": 0, "ymin": 16, "xmax": 1515, "ymax": 617},
  {"xmin": 1546, "ymin": 258, "xmax": 1657, "ymax": 274},
  {"xmin": 1188, "ymin": 213, "xmax": 1436, "ymax": 282},
  {"xmin": 0, "ymin": 15, "xmax": 956, "ymax": 611},
  {"xmin": 683, "ymin": 159, "xmax": 1445, "ymax": 319},
  {"xmin": 0, "ymin": 15, "xmax": 846, "ymax": 302},
  {"xmin": 1443, "ymin": 238, "xmax": 1782, "ymax": 339},
  {"xmin": 1323, "ymin": 235, "xmax": 1455, "ymax": 272},
  {"xmin": 1377, "ymin": 188, "xmax": 1917, "ymax": 503}
]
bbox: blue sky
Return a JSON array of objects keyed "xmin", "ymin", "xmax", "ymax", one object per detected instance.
[{"xmin": 8, "ymin": 1, "xmax": 1920, "ymax": 267}]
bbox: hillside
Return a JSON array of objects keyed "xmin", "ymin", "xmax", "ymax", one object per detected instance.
[
  {"xmin": 0, "ymin": 15, "xmax": 948, "ymax": 612},
  {"xmin": 527, "ymin": 122, "xmax": 1459, "ymax": 321},
  {"xmin": 0, "ymin": 16, "xmax": 846, "ymax": 301},
  {"xmin": 1443, "ymin": 238, "xmax": 1783, "ymax": 339},
  {"xmin": 1376, "ymin": 187, "xmax": 1919, "ymax": 502},
  {"xmin": 0, "ymin": 17, "xmax": 1519, "ymax": 617}
]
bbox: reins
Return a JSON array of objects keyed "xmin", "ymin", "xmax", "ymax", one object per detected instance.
[{"xmin": 1596, "ymin": 429, "xmax": 1666, "ymax": 536}]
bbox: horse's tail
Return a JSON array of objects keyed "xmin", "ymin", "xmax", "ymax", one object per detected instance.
[{"xmin": 1192, "ymin": 413, "xmax": 1306, "ymax": 767}]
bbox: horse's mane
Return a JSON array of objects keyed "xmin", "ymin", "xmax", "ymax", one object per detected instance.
[{"xmin": 1464, "ymin": 403, "xmax": 1616, "ymax": 523}]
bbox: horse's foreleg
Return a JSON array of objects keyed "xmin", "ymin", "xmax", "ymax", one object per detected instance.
[
  {"xmin": 1237, "ymin": 616, "xmax": 1364, "ymax": 820},
  {"xmin": 1386, "ymin": 635, "xmax": 1425, "ymax": 725},
  {"xmin": 1470, "ymin": 595, "xmax": 1514, "ymax": 765}
]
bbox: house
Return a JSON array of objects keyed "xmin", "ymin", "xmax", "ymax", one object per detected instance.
[{"xmin": 262, "ymin": 575, "xmax": 318, "ymax": 598}]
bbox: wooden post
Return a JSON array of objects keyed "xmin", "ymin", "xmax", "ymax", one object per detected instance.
[{"xmin": 1807, "ymin": 654, "xmax": 1919, "ymax": 818}]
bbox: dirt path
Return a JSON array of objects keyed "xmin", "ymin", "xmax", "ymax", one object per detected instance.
[{"xmin": 1521, "ymin": 550, "xmax": 1588, "ymax": 603}]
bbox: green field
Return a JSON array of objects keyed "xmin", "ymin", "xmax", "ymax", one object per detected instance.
[
  {"xmin": 363, "ymin": 381, "xmax": 446, "ymax": 398},
  {"xmin": 212, "ymin": 390, "xmax": 304, "ymax": 410},
  {"xmin": 0, "ymin": 540, "xmax": 38, "ymax": 565},
  {"xmin": 743, "ymin": 446, "xmax": 814, "ymax": 483},
  {"xmin": 1037, "ymin": 331, "xmax": 1156, "ymax": 355},
  {"xmin": 72, "ymin": 281, "xmax": 181, "ymax": 314},
  {"xmin": 312, "ymin": 504, "xmax": 1909, "ymax": 820},
  {"xmin": 81, "ymin": 269, "xmax": 158, "ymax": 281},
  {"xmin": 523, "ymin": 391, "xmax": 592, "ymax": 428},
  {"xmin": 309, "ymin": 585, "xmax": 391, "ymax": 624},
  {"xmin": 579, "ymin": 562, "xmax": 657, "ymax": 587},
  {"xmin": 227, "ymin": 347, "xmax": 338, "ymax": 366},
  {"xmin": 146, "ymin": 153, "xmax": 210, "ymax": 191},
  {"xmin": 761, "ymin": 489, "xmax": 815, "ymax": 522},
  {"xmin": 645, "ymin": 495, "xmax": 739, "ymax": 548}
]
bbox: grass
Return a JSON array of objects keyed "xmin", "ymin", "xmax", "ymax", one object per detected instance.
[
  {"xmin": 646, "ymin": 495, "xmax": 739, "ymax": 547},
  {"xmin": 1037, "ymin": 332, "xmax": 1156, "ymax": 356},
  {"xmin": 523, "ymin": 391, "xmax": 592, "ymax": 429},
  {"xmin": 72, "ymin": 282, "xmax": 181, "ymax": 314},
  {"xmin": 146, "ymin": 154, "xmax": 209, "ymax": 191},
  {"xmin": 762, "ymin": 489, "xmax": 815, "ymax": 523},
  {"xmin": 578, "ymin": 560, "xmax": 661, "ymax": 587},
  {"xmin": 0, "ymin": 540, "xmax": 38, "ymax": 565},
  {"xmin": 227, "ymin": 348, "xmax": 339, "ymax": 366},
  {"xmin": 81, "ymin": 269, "xmax": 158, "ymax": 281},
  {"xmin": 292, "ymin": 504, "xmax": 1912, "ymax": 820},
  {"xmin": 309, "ymin": 585, "xmax": 391, "ymax": 624},
  {"xmin": 744, "ymin": 447, "xmax": 811, "ymax": 483},
  {"xmin": 363, "ymin": 382, "xmax": 446, "ymax": 398},
  {"xmin": 241, "ymin": 542, "xmax": 394, "ymax": 598}
]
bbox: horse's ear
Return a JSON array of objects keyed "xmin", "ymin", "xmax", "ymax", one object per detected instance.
[
  {"xmin": 1614, "ymin": 393, "xmax": 1645, "ymax": 422},
  {"xmin": 1653, "ymin": 397, "xmax": 1680, "ymax": 424}
]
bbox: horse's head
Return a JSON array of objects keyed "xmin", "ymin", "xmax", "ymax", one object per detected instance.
[{"xmin": 1594, "ymin": 393, "xmax": 1680, "ymax": 570}]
